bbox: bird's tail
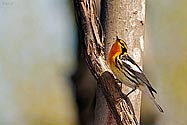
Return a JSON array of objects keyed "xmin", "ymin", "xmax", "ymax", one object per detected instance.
[
  {"xmin": 151, "ymin": 98, "xmax": 164, "ymax": 113},
  {"xmin": 140, "ymin": 85, "xmax": 164, "ymax": 113}
]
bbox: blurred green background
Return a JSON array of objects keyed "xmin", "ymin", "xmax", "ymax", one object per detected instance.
[{"xmin": 0, "ymin": 0, "xmax": 186, "ymax": 125}]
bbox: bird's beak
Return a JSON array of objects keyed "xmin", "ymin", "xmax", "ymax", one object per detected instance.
[{"xmin": 116, "ymin": 36, "xmax": 119, "ymax": 40}]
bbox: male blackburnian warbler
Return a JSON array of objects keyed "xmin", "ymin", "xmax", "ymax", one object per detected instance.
[{"xmin": 108, "ymin": 36, "xmax": 164, "ymax": 112}]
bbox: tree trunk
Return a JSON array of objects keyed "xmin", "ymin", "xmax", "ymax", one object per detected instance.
[{"xmin": 95, "ymin": 0, "xmax": 145, "ymax": 125}]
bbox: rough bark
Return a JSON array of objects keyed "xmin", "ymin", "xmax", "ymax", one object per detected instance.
[{"xmin": 74, "ymin": 0, "xmax": 145, "ymax": 125}]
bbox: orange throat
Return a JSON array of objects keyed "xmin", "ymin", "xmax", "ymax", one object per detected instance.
[{"xmin": 108, "ymin": 42, "xmax": 122, "ymax": 65}]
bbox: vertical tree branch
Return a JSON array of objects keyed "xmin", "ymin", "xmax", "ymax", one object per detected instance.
[{"xmin": 95, "ymin": 0, "xmax": 145, "ymax": 124}]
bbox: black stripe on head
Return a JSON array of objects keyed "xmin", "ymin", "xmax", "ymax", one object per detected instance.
[{"xmin": 118, "ymin": 40, "xmax": 128, "ymax": 54}]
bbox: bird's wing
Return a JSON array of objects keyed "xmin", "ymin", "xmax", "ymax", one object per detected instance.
[{"xmin": 121, "ymin": 55, "xmax": 157, "ymax": 97}]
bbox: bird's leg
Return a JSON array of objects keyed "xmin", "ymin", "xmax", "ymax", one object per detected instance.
[
  {"xmin": 120, "ymin": 88, "xmax": 136, "ymax": 100},
  {"xmin": 126, "ymin": 88, "xmax": 136, "ymax": 97}
]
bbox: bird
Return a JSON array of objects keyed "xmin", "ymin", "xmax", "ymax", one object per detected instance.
[{"xmin": 108, "ymin": 36, "xmax": 164, "ymax": 112}]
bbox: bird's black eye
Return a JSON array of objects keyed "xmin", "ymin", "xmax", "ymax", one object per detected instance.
[{"xmin": 122, "ymin": 46, "xmax": 127, "ymax": 54}]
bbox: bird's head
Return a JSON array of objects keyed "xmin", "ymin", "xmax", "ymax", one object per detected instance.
[
  {"xmin": 115, "ymin": 36, "xmax": 128, "ymax": 55},
  {"xmin": 108, "ymin": 36, "xmax": 128, "ymax": 64}
]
